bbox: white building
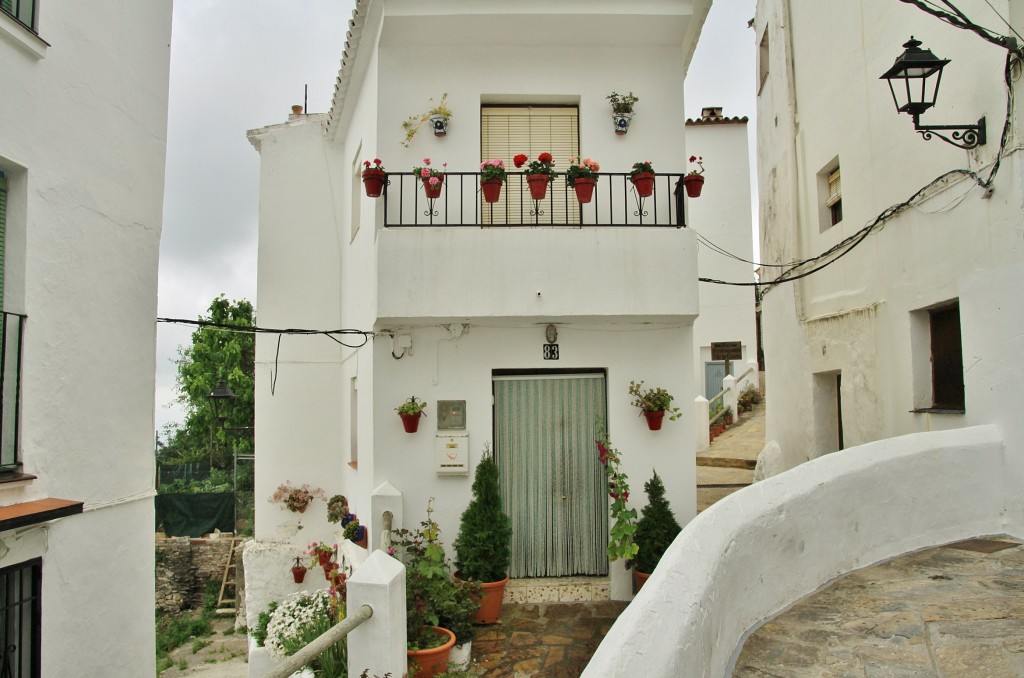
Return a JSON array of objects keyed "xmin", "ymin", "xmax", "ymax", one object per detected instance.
[
  {"xmin": 686, "ymin": 109, "xmax": 758, "ymax": 398},
  {"xmin": 244, "ymin": 1, "xmax": 720, "ymax": 646},
  {"xmin": 586, "ymin": 1, "xmax": 1024, "ymax": 674},
  {"xmin": 0, "ymin": 1, "xmax": 170, "ymax": 675}
]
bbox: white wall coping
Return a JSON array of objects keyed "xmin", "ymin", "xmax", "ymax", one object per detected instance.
[{"xmin": 584, "ymin": 425, "xmax": 1013, "ymax": 676}]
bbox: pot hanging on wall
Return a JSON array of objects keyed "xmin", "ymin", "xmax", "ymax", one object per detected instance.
[
  {"xmin": 613, "ymin": 113, "xmax": 632, "ymax": 135},
  {"xmin": 683, "ymin": 174, "xmax": 704, "ymax": 198},
  {"xmin": 400, "ymin": 411, "xmax": 423, "ymax": 433},
  {"xmin": 430, "ymin": 114, "xmax": 449, "ymax": 137},
  {"xmin": 643, "ymin": 410, "xmax": 666, "ymax": 431},
  {"xmin": 362, "ymin": 169, "xmax": 386, "ymax": 198}
]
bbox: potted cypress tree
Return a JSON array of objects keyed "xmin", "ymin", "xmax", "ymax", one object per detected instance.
[
  {"xmin": 453, "ymin": 444, "xmax": 513, "ymax": 624},
  {"xmin": 633, "ymin": 470, "xmax": 682, "ymax": 592}
]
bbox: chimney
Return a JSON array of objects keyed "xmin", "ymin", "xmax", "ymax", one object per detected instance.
[{"xmin": 700, "ymin": 106, "xmax": 724, "ymax": 120}]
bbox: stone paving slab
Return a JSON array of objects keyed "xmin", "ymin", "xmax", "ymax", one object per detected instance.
[{"xmin": 734, "ymin": 541, "xmax": 1024, "ymax": 677}]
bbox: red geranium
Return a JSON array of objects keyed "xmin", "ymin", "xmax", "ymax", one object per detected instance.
[
  {"xmin": 513, "ymin": 153, "xmax": 528, "ymax": 168},
  {"xmin": 538, "ymin": 152, "xmax": 553, "ymax": 164}
]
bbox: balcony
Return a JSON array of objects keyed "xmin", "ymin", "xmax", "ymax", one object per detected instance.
[
  {"xmin": 375, "ymin": 173, "xmax": 698, "ymax": 325},
  {"xmin": 0, "ymin": 312, "xmax": 24, "ymax": 473},
  {"xmin": 382, "ymin": 172, "xmax": 689, "ymax": 228}
]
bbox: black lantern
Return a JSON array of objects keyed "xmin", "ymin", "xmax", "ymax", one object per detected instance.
[
  {"xmin": 880, "ymin": 37, "xmax": 985, "ymax": 149},
  {"xmin": 208, "ymin": 379, "xmax": 237, "ymax": 425}
]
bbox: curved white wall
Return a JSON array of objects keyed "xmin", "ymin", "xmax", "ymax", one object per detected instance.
[{"xmin": 584, "ymin": 425, "xmax": 1017, "ymax": 676}]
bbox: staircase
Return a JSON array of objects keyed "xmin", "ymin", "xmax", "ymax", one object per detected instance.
[{"xmin": 696, "ymin": 401, "xmax": 764, "ymax": 512}]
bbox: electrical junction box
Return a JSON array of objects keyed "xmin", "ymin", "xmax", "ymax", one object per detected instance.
[
  {"xmin": 437, "ymin": 400, "xmax": 466, "ymax": 430},
  {"xmin": 435, "ymin": 432, "xmax": 469, "ymax": 476}
]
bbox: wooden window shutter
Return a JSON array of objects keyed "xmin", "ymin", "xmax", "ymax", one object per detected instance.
[
  {"xmin": 825, "ymin": 168, "xmax": 842, "ymax": 207},
  {"xmin": 481, "ymin": 106, "xmax": 580, "ymax": 225}
]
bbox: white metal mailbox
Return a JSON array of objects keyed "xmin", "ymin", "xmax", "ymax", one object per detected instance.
[{"xmin": 435, "ymin": 432, "xmax": 469, "ymax": 476}]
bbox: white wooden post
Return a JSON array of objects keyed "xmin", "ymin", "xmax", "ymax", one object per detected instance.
[
  {"xmin": 370, "ymin": 481, "xmax": 402, "ymax": 552},
  {"xmin": 723, "ymin": 375, "xmax": 738, "ymax": 421},
  {"xmin": 347, "ymin": 550, "xmax": 406, "ymax": 678},
  {"xmin": 695, "ymin": 396, "xmax": 710, "ymax": 453}
]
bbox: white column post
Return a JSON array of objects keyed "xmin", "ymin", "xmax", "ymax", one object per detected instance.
[
  {"xmin": 723, "ymin": 375, "xmax": 738, "ymax": 421},
  {"xmin": 695, "ymin": 396, "xmax": 710, "ymax": 453},
  {"xmin": 347, "ymin": 550, "xmax": 406, "ymax": 678},
  {"xmin": 370, "ymin": 481, "xmax": 403, "ymax": 552}
]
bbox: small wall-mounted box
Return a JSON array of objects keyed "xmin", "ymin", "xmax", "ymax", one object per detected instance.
[
  {"xmin": 435, "ymin": 431, "xmax": 469, "ymax": 476},
  {"xmin": 437, "ymin": 400, "xmax": 466, "ymax": 430}
]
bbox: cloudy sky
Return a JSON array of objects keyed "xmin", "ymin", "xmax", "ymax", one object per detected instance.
[{"xmin": 155, "ymin": 0, "xmax": 757, "ymax": 434}]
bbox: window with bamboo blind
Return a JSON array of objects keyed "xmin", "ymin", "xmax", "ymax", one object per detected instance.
[{"xmin": 480, "ymin": 106, "xmax": 580, "ymax": 225}]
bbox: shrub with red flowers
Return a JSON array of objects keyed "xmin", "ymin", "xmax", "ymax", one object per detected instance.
[
  {"xmin": 596, "ymin": 426, "xmax": 638, "ymax": 564},
  {"xmin": 565, "ymin": 157, "xmax": 601, "ymax": 186},
  {"xmin": 412, "ymin": 157, "xmax": 447, "ymax": 189},
  {"xmin": 516, "ymin": 152, "xmax": 556, "ymax": 178},
  {"xmin": 630, "ymin": 160, "xmax": 655, "ymax": 177},
  {"xmin": 686, "ymin": 155, "xmax": 705, "ymax": 176},
  {"xmin": 363, "ymin": 158, "xmax": 385, "ymax": 171}
]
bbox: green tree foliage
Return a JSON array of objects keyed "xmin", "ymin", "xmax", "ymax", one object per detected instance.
[
  {"xmin": 160, "ymin": 296, "xmax": 255, "ymax": 469},
  {"xmin": 452, "ymin": 452, "xmax": 512, "ymax": 582},
  {"xmin": 633, "ymin": 470, "xmax": 682, "ymax": 574}
]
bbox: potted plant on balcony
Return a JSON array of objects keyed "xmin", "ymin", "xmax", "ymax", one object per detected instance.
[
  {"xmin": 607, "ymin": 91, "xmax": 639, "ymax": 135},
  {"xmin": 453, "ymin": 443, "xmax": 512, "ymax": 624},
  {"xmin": 683, "ymin": 155, "xmax": 705, "ymax": 197},
  {"xmin": 361, "ymin": 158, "xmax": 386, "ymax": 198},
  {"xmin": 402, "ymin": 93, "xmax": 453, "ymax": 147},
  {"xmin": 413, "ymin": 159, "xmax": 446, "ymax": 200},
  {"xmin": 396, "ymin": 396, "xmax": 428, "ymax": 433},
  {"xmin": 630, "ymin": 160, "xmax": 656, "ymax": 198},
  {"xmin": 565, "ymin": 156, "xmax": 601, "ymax": 204},
  {"xmin": 628, "ymin": 380, "xmax": 682, "ymax": 430},
  {"xmin": 479, "ymin": 158, "xmax": 507, "ymax": 204},
  {"xmin": 392, "ymin": 499, "xmax": 478, "ymax": 678},
  {"xmin": 514, "ymin": 152, "xmax": 555, "ymax": 201},
  {"xmin": 632, "ymin": 470, "xmax": 681, "ymax": 592}
]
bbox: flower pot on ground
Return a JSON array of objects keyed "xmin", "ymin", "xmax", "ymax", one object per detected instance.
[
  {"xmin": 628, "ymin": 380, "xmax": 682, "ymax": 428},
  {"xmin": 361, "ymin": 158, "xmax": 386, "ymax": 197},
  {"xmin": 683, "ymin": 173, "xmax": 704, "ymax": 197},
  {"xmin": 633, "ymin": 568, "xmax": 650, "ymax": 592},
  {"xmin": 396, "ymin": 396, "xmax": 428, "ymax": 433},
  {"xmin": 453, "ymin": 445, "xmax": 513, "ymax": 624},
  {"xmin": 406, "ymin": 626, "xmax": 456, "ymax": 678},
  {"xmin": 633, "ymin": 470, "xmax": 682, "ymax": 592}
]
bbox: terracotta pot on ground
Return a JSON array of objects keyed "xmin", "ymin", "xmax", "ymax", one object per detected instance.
[
  {"xmin": 407, "ymin": 626, "xmax": 456, "ymax": 678},
  {"xmin": 631, "ymin": 172, "xmax": 655, "ymax": 198},
  {"xmin": 643, "ymin": 410, "xmax": 666, "ymax": 431},
  {"xmin": 633, "ymin": 569, "xmax": 650, "ymax": 592},
  {"xmin": 362, "ymin": 168, "xmax": 386, "ymax": 198},
  {"xmin": 683, "ymin": 174, "xmax": 704, "ymax": 197},
  {"xmin": 400, "ymin": 412, "xmax": 422, "ymax": 433},
  {"xmin": 422, "ymin": 175, "xmax": 444, "ymax": 199},
  {"xmin": 573, "ymin": 177, "xmax": 597, "ymax": 203},
  {"xmin": 481, "ymin": 178, "xmax": 503, "ymax": 204},
  {"xmin": 527, "ymin": 174, "xmax": 550, "ymax": 201},
  {"xmin": 455, "ymin": 572, "xmax": 509, "ymax": 625}
]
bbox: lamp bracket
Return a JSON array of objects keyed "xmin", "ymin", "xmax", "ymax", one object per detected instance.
[{"xmin": 913, "ymin": 115, "xmax": 986, "ymax": 150}]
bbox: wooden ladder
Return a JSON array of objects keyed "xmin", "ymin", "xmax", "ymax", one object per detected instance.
[{"xmin": 215, "ymin": 537, "xmax": 241, "ymax": 615}]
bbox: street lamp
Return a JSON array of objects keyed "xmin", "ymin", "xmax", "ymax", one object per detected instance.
[
  {"xmin": 208, "ymin": 380, "xmax": 237, "ymax": 427},
  {"xmin": 880, "ymin": 37, "xmax": 985, "ymax": 149}
]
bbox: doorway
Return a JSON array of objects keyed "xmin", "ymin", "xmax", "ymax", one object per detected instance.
[{"xmin": 493, "ymin": 372, "xmax": 608, "ymax": 577}]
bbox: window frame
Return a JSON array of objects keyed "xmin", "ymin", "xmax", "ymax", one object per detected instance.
[
  {"xmin": 817, "ymin": 158, "xmax": 842, "ymax": 232},
  {"xmin": 910, "ymin": 299, "xmax": 965, "ymax": 414},
  {"xmin": 0, "ymin": 0, "xmax": 38, "ymax": 34},
  {"xmin": 0, "ymin": 557, "xmax": 42, "ymax": 678}
]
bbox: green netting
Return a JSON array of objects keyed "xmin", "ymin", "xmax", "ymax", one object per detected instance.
[{"xmin": 156, "ymin": 492, "xmax": 234, "ymax": 537}]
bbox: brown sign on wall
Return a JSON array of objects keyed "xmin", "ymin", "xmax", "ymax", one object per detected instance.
[{"xmin": 711, "ymin": 341, "xmax": 743, "ymax": 361}]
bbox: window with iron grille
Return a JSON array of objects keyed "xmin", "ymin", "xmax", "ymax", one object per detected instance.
[
  {"xmin": 0, "ymin": 0, "xmax": 37, "ymax": 33},
  {"xmin": 0, "ymin": 558, "xmax": 41, "ymax": 678}
]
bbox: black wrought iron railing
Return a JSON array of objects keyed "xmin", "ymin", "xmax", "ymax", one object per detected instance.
[
  {"xmin": 0, "ymin": 312, "xmax": 25, "ymax": 472},
  {"xmin": 381, "ymin": 172, "xmax": 688, "ymax": 228}
]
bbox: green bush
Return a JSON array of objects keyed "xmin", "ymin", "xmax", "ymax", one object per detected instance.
[
  {"xmin": 452, "ymin": 453, "xmax": 511, "ymax": 583},
  {"xmin": 633, "ymin": 471, "xmax": 682, "ymax": 574}
]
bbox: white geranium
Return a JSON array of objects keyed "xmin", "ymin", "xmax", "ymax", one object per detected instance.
[{"xmin": 265, "ymin": 589, "xmax": 337, "ymax": 659}]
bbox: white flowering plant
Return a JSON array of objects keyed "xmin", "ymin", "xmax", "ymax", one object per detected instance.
[{"xmin": 263, "ymin": 589, "xmax": 346, "ymax": 674}]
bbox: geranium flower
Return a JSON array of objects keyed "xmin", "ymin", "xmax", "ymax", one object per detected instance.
[
  {"xmin": 423, "ymin": 157, "xmax": 431, "ymax": 165},
  {"xmin": 538, "ymin": 152, "xmax": 553, "ymax": 164},
  {"xmin": 363, "ymin": 160, "xmax": 370, "ymax": 168},
  {"xmin": 373, "ymin": 158, "xmax": 382, "ymax": 164},
  {"xmin": 429, "ymin": 176, "xmax": 440, "ymax": 187},
  {"xmin": 514, "ymin": 153, "xmax": 528, "ymax": 168},
  {"xmin": 420, "ymin": 168, "xmax": 430, "ymax": 178}
]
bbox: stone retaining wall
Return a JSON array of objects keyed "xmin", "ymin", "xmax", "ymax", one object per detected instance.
[{"xmin": 156, "ymin": 536, "xmax": 238, "ymax": 613}]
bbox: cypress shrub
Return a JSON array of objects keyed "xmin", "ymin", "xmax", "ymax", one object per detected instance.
[
  {"xmin": 453, "ymin": 454, "xmax": 512, "ymax": 582},
  {"xmin": 633, "ymin": 470, "xmax": 682, "ymax": 574}
]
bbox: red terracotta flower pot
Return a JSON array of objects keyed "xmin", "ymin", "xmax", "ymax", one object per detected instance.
[
  {"xmin": 631, "ymin": 172, "xmax": 655, "ymax": 198},
  {"xmin": 683, "ymin": 174, "xmax": 704, "ymax": 197},
  {"xmin": 362, "ymin": 168, "xmax": 386, "ymax": 198},
  {"xmin": 455, "ymin": 572, "xmax": 508, "ymax": 625},
  {"xmin": 317, "ymin": 551, "xmax": 333, "ymax": 569},
  {"xmin": 407, "ymin": 626, "xmax": 456, "ymax": 678},
  {"xmin": 633, "ymin": 569, "xmax": 651, "ymax": 592},
  {"xmin": 422, "ymin": 174, "xmax": 444, "ymax": 199},
  {"xmin": 527, "ymin": 174, "xmax": 549, "ymax": 201},
  {"xmin": 573, "ymin": 177, "xmax": 597, "ymax": 203},
  {"xmin": 481, "ymin": 177, "xmax": 503, "ymax": 203},
  {"xmin": 291, "ymin": 566, "xmax": 307, "ymax": 584},
  {"xmin": 643, "ymin": 410, "xmax": 665, "ymax": 430},
  {"xmin": 400, "ymin": 412, "xmax": 422, "ymax": 433}
]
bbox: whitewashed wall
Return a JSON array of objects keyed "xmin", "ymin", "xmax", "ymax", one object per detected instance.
[
  {"xmin": 686, "ymin": 118, "xmax": 758, "ymax": 397},
  {"xmin": 0, "ymin": 1, "xmax": 171, "ymax": 674}
]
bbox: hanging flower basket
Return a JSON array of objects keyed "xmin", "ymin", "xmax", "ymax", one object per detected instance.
[
  {"xmin": 527, "ymin": 174, "xmax": 550, "ymax": 201},
  {"xmin": 573, "ymin": 177, "xmax": 597, "ymax": 203},
  {"xmin": 631, "ymin": 172, "xmax": 655, "ymax": 198},
  {"xmin": 362, "ymin": 168, "xmax": 386, "ymax": 198},
  {"xmin": 400, "ymin": 412, "xmax": 422, "ymax": 433},
  {"xmin": 643, "ymin": 410, "xmax": 666, "ymax": 430},
  {"xmin": 422, "ymin": 175, "xmax": 444, "ymax": 199},
  {"xmin": 429, "ymin": 114, "xmax": 449, "ymax": 137},
  {"xmin": 683, "ymin": 174, "xmax": 704, "ymax": 198},
  {"xmin": 481, "ymin": 177, "xmax": 503, "ymax": 204},
  {"xmin": 290, "ymin": 559, "xmax": 307, "ymax": 584},
  {"xmin": 613, "ymin": 113, "xmax": 632, "ymax": 135}
]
